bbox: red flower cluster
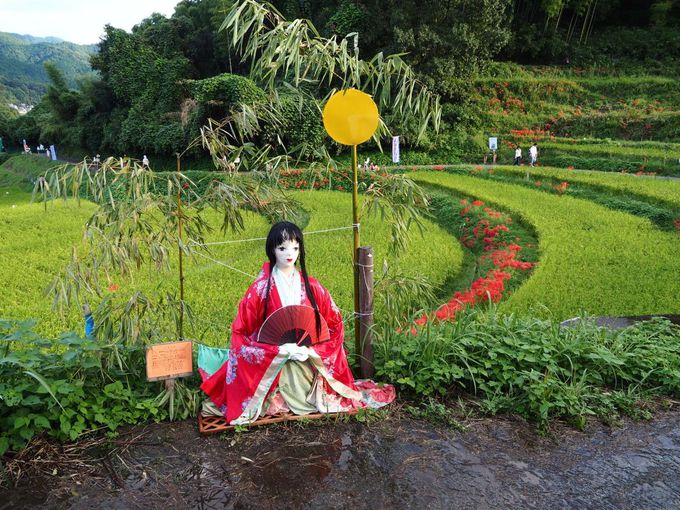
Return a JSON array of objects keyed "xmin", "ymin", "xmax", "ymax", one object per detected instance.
[
  {"xmin": 510, "ymin": 129, "xmax": 548, "ymax": 137},
  {"xmin": 553, "ymin": 181, "xmax": 569, "ymax": 194},
  {"xmin": 280, "ymin": 169, "xmax": 304, "ymax": 177},
  {"xmin": 673, "ymin": 219, "xmax": 680, "ymax": 233},
  {"xmin": 413, "ymin": 200, "xmax": 535, "ymax": 327}
]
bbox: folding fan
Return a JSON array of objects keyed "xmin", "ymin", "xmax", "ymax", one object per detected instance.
[{"xmin": 257, "ymin": 305, "xmax": 330, "ymax": 346}]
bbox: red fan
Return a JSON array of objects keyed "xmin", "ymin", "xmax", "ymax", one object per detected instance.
[{"xmin": 257, "ymin": 305, "xmax": 330, "ymax": 346}]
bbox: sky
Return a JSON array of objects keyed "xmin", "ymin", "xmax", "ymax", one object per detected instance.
[{"xmin": 0, "ymin": 0, "xmax": 181, "ymax": 45}]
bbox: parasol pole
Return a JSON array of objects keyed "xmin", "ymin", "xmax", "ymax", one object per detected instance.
[
  {"xmin": 351, "ymin": 144, "xmax": 361, "ymax": 358},
  {"xmin": 176, "ymin": 152, "xmax": 184, "ymax": 340}
]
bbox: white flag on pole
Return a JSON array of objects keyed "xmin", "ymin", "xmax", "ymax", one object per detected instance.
[{"xmin": 392, "ymin": 136, "xmax": 400, "ymax": 163}]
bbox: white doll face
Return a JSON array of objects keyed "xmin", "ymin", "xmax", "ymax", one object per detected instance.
[{"xmin": 274, "ymin": 238, "xmax": 300, "ymax": 271}]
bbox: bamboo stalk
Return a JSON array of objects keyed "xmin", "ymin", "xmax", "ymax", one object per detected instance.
[
  {"xmin": 176, "ymin": 153, "xmax": 184, "ymax": 340},
  {"xmin": 358, "ymin": 246, "xmax": 374, "ymax": 378},
  {"xmin": 351, "ymin": 144, "xmax": 360, "ymax": 362}
]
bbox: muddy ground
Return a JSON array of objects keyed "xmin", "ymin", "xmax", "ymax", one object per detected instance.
[{"xmin": 2, "ymin": 408, "xmax": 679, "ymax": 510}]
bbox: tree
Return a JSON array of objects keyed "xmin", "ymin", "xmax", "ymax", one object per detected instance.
[{"xmin": 271, "ymin": 0, "xmax": 513, "ymax": 81}]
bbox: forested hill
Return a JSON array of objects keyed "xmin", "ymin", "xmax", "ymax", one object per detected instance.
[
  {"xmin": 2, "ymin": 0, "xmax": 680, "ymax": 163},
  {"xmin": 0, "ymin": 32, "xmax": 96, "ymax": 108}
]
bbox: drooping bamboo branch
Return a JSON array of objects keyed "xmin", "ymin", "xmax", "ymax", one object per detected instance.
[
  {"xmin": 219, "ymin": 0, "xmax": 441, "ymax": 144},
  {"xmin": 44, "ymin": 155, "xmax": 296, "ymax": 345}
]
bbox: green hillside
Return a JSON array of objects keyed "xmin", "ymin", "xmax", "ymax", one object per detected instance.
[
  {"xmin": 0, "ymin": 31, "xmax": 96, "ymax": 106},
  {"xmin": 463, "ymin": 64, "xmax": 680, "ymax": 142}
]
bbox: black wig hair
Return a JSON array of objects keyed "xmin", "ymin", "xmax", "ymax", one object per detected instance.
[{"xmin": 262, "ymin": 221, "xmax": 321, "ymax": 335}]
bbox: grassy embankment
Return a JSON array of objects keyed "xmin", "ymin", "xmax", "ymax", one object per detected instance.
[
  {"xmin": 412, "ymin": 171, "xmax": 680, "ymax": 320},
  {"xmin": 0, "ymin": 187, "xmax": 461, "ymax": 344}
]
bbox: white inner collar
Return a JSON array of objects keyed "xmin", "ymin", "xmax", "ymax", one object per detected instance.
[{"xmin": 273, "ymin": 266, "xmax": 302, "ymax": 306}]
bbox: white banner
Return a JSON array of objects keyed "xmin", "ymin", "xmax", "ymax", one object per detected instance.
[
  {"xmin": 392, "ymin": 136, "xmax": 400, "ymax": 163},
  {"xmin": 488, "ymin": 137, "xmax": 498, "ymax": 150},
  {"xmin": 49, "ymin": 145, "xmax": 57, "ymax": 161}
]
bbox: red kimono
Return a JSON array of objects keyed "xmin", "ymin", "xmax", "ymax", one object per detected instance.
[{"xmin": 200, "ymin": 262, "xmax": 395, "ymax": 424}]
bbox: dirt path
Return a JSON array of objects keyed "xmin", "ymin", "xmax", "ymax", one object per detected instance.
[{"xmin": 2, "ymin": 410, "xmax": 679, "ymax": 509}]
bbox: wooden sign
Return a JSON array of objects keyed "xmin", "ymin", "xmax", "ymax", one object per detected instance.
[{"xmin": 146, "ymin": 340, "xmax": 193, "ymax": 381}]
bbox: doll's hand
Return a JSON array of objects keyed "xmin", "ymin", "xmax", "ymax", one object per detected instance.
[{"xmin": 278, "ymin": 343, "xmax": 309, "ymax": 361}]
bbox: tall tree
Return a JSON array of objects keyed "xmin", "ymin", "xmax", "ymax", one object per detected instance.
[{"xmin": 271, "ymin": 0, "xmax": 513, "ymax": 81}]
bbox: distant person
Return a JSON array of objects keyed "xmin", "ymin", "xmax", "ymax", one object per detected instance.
[
  {"xmin": 142, "ymin": 155, "xmax": 150, "ymax": 168},
  {"xmin": 513, "ymin": 145, "xmax": 522, "ymax": 166},
  {"xmin": 364, "ymin": 157, "xmax": 371, "ymax": 170},
  {"xmin": 529, "ymin": 143, "xmax": 538, "ymax": 167}
]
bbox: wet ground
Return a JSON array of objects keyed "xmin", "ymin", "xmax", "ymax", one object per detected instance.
[{"xmin": 2, "ymin": 409, "xmax": 680, "ymax": 510}]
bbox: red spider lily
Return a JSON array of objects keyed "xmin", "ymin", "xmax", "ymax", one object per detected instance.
[
  {"xmin": 553, "ymin": 182, "xmax": 569, "ymax": 194},
  {"xmin": 410, "ymin": 196, "xmax": 538, "ymax": 329},
  {"xmin": 414, "ymin": 315, "xmax": 428, "ymax": 326},
  {"xmin": 107, "ymin": 283, "xmax": 120, "ymax": 292}
]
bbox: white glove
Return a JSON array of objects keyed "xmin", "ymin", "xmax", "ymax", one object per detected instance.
[{"xmin": 278, "ymin": 343, "xmax": 310, "ymax": 361}]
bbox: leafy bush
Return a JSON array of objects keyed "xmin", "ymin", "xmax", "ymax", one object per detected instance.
[
  {"xmin": 260, "ymin": 94, "xmax": 324, "ymax": 159},
  {"xmin": 375, "ymin": 310, "xmax": 680, "ymax": 429},
  {"xmin": 0, "ymin": 320, "xmax": 168, "ymax": 455},
  {"xmin": 191, "ymin": 73, "xmax": 266, "ymax": 107}
]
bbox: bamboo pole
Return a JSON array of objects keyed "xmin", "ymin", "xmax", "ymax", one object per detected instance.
[
  {"xmin": 358, "ymin": 246, "xmax": 374, "ymax": 378},
  {"xmin": 176, "ymin": 153, "xmax": 185, "ymax": 340},
  {"xmin": 351, "ymin": 144, "xmax": 361, "ymax": 361}
]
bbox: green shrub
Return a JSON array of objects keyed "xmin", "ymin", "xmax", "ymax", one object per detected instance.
[
  {"xmin": 260, "ymin": 94, "xmax": 324, "ymax": 159},
  {"xmin": 375, "ymin": 310, "xmax": 680, "ymax": 429},
  {"xmin": 0, "ymin": 320, "xmax": 168, "ymax": 455},
  {"xmin": 191, "ymin": 73, "xmax": 266, "ymax": 108}
]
